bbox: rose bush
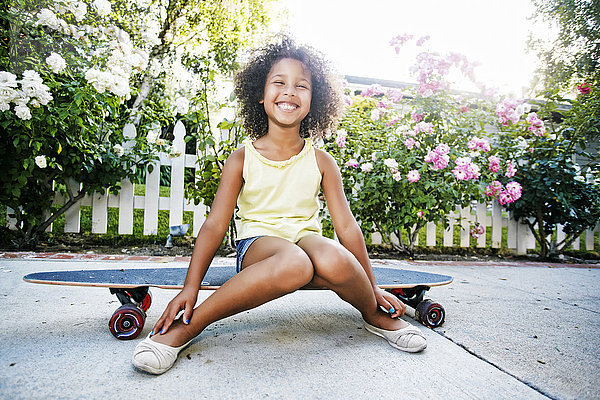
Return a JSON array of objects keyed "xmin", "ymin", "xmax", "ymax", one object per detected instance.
[
  {"xmin": 321, "ymin": 35, "xmax": 527, "ymax": 254},
  {"xmin": 321, "ymin": 34, "xmax": 598, "ymax": 259},
  {"xmin": 498, "ymin": 83, "xmax": 600, "ymax": 259},
  {"xmin": 1, "ymin": 0, "xmax": 164, "ymax": 248}
]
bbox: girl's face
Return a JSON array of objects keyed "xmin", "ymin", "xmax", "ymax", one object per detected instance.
[{"xmin": 260, "ymin": 58, "xmax": 312, "ymax": 132}]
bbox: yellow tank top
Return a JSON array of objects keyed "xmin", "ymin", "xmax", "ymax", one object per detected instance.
[{"xmin": 237, "ymin": 137, "xmax": 322, "ymax": 243}]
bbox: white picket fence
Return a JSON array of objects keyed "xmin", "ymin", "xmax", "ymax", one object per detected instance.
[
  {"xmin": 7, "ymin": 121, "xmax": 600, "ymax": 254},
  {"xmin": 61, "ymin": 121, "xmax": 209, "ymax": 238}
]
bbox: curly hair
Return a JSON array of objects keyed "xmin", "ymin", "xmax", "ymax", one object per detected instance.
[{"xmin": 234, "ymin": 36, "xmax": 344, "ymax": 140}]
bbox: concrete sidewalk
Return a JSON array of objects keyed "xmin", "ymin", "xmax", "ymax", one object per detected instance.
[{"xmin": 0, "ymin": 254, "xmax": 598, "ymax": 399}]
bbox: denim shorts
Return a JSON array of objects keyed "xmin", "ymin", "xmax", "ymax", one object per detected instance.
[{"xmin": 235, "ymin": 235, "xmax": 265, "ymax": 273}]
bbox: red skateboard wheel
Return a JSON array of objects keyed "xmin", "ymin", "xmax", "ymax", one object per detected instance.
[
  {"xmin": 108, "ymin": 304, "xmax": 145, "ymax": 340},
  {"xmin": 415, "ymin": 300, "xmax": 445, "ymax": 328}
]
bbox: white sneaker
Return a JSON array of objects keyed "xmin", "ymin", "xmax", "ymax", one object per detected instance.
[
  {"xmin": 364, "ymin": 322, "xmax": 427, "ymax": 353},
  {"xmin": 132, "ymin": 336, "xmax": 192, "ymax": 374}
]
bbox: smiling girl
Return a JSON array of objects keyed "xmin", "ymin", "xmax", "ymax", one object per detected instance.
[{"xmin": 132, "ymin": 37, "xmax": 426, "ymax": 375}]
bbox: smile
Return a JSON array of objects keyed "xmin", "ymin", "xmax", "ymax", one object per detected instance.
[{"xmin": 276, "ymin": 102, "xmax": 298, "ymax": 111}]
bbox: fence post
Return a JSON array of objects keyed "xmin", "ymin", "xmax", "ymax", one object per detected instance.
[
  {"xmin": 443, "ymin": 209, "xmax": 457, "ymax": 247},
  {"xmin": 585, "ymin": 229, "xmax": 593, "ymax": 250},
  {"xmin": 491, "ymin": 202, "xmax": 502, "ymax": 248},
  {"xmin": 507, "ymin": 211, "xmax": 517, "ymax": 251},
  {"xmin": 426, "ymin": 221, "xmax": 436, "ymax": 246},
  {"xmin": 143, "ymin": 159, "xmax": 160, "ymax": 236},
  {"xmin": 118, "ymin": 123, "xmax": 136, "ymax": 235},
  {"xmin": 169, "ymin": 120, "xmax": 186, "ymax": 227},
  {"xmin": 516, "ymin": 218, "xmax": 529, "ymax": 255},
  {"xmin": 460, "ymin": 205, "xmax": 471, "ymax": 247},
  {"xmin": 91, "ymin": 189, "xmax": 108, "ymax": 234},
  {"xmin": 63, "ymin": 178, "xmax": 81, "ymax": 233},
  {"xmin": 476, "ymin": 202, "xmax": 487, "ymax": 248}
]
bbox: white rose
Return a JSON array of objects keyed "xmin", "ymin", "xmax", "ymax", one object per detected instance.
[
  {"xmin": 384, "ymin": 158, "xmax": 398, "ymax": 171},
  {"xmin": 0, "ymin": 71, "xmax": 18, "ymax": 88},
  {"xmin": 15, "ymin": 104, "xmax": 32, "ymax": 120},
  {"xmin": 71, "ymin": 1, "xmax": 87, "ymax": 22},
  {"xmin": 35, "ymin": 155, "xmax": 47, "ymax": 168},
  {"xmin": 361, "ymin": 162, "xmax": 373, "ymax": 173},
  {"xmin": 146, "ymin": 128, "xmax": 159, "ymax": 144},
  {"xmin": 370, "ymin": 108, "xmax": 381, "ymax": 121},
  {"xmin": 113, "ymin": 144, "xmax": 125, "ymax": 157},
  {"xmin": 36, "ymin": 9, "xmax": 59, "ymax": 30},
  {"xmin": 108, "ymin": 75, "xmax": 130, "ymax": 98},
  {"xmin": 46, "ymin": 52, "xmax": 67, "ymax": 74},
  {"xmin": 174, "ymin": 97, "xmax": 189, "ymax": 115},
  {"xmin": 85, "ymin": 68, "xmax": 112, "ymax": 93},
  {"xmin": 35, "ymin": 85, "xmax": 53, "ymax": 106},
  {"xmin": 395, "ymin": 124, "xmax": 410, "ymax": 135},
  {"xmin": 514, "ymin": 104, "xmax": 525, "ymax": 118},
  {"xmin": 93, "ymin": 0, "xmax": 111, "ymax": 17}
]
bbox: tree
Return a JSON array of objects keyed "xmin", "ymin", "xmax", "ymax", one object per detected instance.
[
  {"xmin": 126, "ymin": 0, "xmax": 278, "ymax": 129},
  {"xmin": 530, "ymin": 0, "xmax": 600, "ymax": 93},
  {"xmin": 517, "ymin": 0, "xmax": 600, "ymax": 258}
]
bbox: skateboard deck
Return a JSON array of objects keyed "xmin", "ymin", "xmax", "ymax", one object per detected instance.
[{"xmin": 24, "ymin": 265, "xmax": 452, "ymax": 339}]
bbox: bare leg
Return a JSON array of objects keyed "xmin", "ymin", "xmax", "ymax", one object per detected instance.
[
  {"xmin": 152, "ymin": 237, "xmax": 314, "ymax": 347},
  {"xmin": 297, "ymin": 235, "xmax": 409, "ymax": 331}
]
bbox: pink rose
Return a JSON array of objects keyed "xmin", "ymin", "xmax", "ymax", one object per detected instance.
[
  {"xmin": 407, "ymin": 170, "xmax": 421, "ymax": 182},
  {"xmin": 346, "ymin": 159, "xmax": 359, "ymax": 168},
  {"xmin": 488, "ymin": 156, "xmax": 501, "ymax": 172},
  {"xmin": 505, "ymin": 161, "xmax": 517, "ymax": 178},
  {"xmin": 577, "ymin": 83, "xmax": 591, "ymax": 94}
]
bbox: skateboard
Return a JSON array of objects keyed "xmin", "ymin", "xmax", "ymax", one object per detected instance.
[{"xmin": 24, "ymin": 265, "xmax": 452, "ymax": 340}]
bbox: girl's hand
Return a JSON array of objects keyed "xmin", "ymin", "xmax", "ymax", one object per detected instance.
[
  {"xmin": 151, "ymin": 288, "xmax": 198, "ymax": 336},
  {"xmin": 374, "ymin": 286, "xmax": 406, "ymax": 319}
]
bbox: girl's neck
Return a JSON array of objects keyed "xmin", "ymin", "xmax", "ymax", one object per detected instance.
[
  {"xmin": 253, "ymin": 127, "xmax": 306, "ymax": 162},
  {"xmin": 264, "ymin": 126, "xmax": 304, "ymax": 148}
]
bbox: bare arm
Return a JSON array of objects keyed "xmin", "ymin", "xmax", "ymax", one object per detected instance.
[
  {"xmin": 183, "ymin": 148, "xmax": 244, "ymax": 289},
  {"xmin": 316, "ymin": 149, "xmax": 377, "ymax": 286},
  {"xmin": 316, "ymin": 149, "xmax": 405, "ymax": 317},
  {"xmin": 152, "ymin": 148, "xmax": 244, "ymax": 334}
]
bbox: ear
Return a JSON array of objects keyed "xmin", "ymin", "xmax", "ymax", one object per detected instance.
[{"xmin": 259, "ymin": 99, "xmax": 264, "ymax": 104}]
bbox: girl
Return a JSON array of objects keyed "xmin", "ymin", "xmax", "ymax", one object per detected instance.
[{"xmin": 133, "ymin": 38, "xmax": 426, "ymax": 375}]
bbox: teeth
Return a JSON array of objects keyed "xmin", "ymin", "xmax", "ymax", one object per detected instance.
[{"xmin": 278, "ymin": 103, "xmax": 297, "ymax": 111}]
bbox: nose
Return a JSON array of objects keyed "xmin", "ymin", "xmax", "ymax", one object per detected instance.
[{"xmin": 283, "ymin": 84, "xmax": 296, "ymax": 96}]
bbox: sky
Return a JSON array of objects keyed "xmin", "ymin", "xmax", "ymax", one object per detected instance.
[{"xmin": 278, "ymin": 0, "xmax": 547, "ymax": 97}]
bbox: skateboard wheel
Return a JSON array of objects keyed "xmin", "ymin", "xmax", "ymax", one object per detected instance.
[
  {"xmin": 415, "ymin": 300, "xmax": 445, "ymax": 328},
  {"xmin": 140, "ymin": 290, "xmax": 152, "ymax": 312},
  {"xmin": 109, "ymin": 304, "xmax": 145, "ymax": 340}
]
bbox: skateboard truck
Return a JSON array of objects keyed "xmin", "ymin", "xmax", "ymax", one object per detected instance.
[
  {"xmin": 108, "ymin": 287, "xmax": 152, "ymax": 340},
  {"xmin": 165, "ymin": 224, "xmax": 189, "ymax": 248}
]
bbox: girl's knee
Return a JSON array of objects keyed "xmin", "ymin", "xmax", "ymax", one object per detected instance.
[
  {"xmin": 270, "ymin": 248, "xmax": 314, "ymax": 290},
  {"xmin": 313, "ymin": 246, "xmax": 359, "ymax": 286}
]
